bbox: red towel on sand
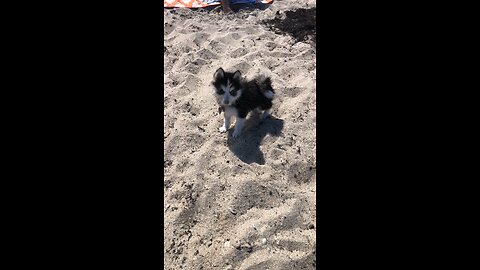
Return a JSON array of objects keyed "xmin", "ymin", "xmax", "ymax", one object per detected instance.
[{"xmin": 164, "ymin": 0, "xmax": 273, "ymax": 9}]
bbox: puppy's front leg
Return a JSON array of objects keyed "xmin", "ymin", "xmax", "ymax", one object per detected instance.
[
  {"xmin": 232, "ymin": 117, "xmax": 245, "ymax": 138},
  {"xmin": 219, "ymin": 115, "xmax": 231, "ymax": 133}
]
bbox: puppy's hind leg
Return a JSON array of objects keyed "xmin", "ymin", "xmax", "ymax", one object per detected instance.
[{"xmin": 261, "ymin": 108, "xmax": 272, "ymax": 120}]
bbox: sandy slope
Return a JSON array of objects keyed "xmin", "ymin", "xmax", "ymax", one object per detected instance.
[{"xmin": 164, "ymin": 1, "xmax": 316, "ymax": 269}]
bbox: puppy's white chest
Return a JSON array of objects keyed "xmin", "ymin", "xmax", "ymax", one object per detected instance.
[{"xmin": 224, "ymin": 106, "xmax": 238, "ymax": 119}]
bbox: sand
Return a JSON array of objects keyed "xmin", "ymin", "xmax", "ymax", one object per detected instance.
[{"xmin": 164, "ymin": 1, "xmax": 316, "ymax": 269}]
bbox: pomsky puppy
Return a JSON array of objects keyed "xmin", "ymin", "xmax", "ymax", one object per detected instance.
[{"xmin": 212, "ymin": 68, "xmax": 275, "ymax": 138}]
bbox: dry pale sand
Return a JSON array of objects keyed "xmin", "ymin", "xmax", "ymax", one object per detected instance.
[{"xmin": 164, "ymin": 1, "xmax": 316, "ymax": 269}]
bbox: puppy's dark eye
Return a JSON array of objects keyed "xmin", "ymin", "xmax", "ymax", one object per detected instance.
[{"xmin": 230, "ymin": 91, "xmax": 236, "ymax": 96}]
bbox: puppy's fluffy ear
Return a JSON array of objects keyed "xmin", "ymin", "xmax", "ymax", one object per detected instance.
[
  {"xmin": 233, "ymin": 70, "xmax": 242, "ymax": 81},
  {"xmin": 214, "ymin": 68, "xmax": 225, "ymax": 80}
]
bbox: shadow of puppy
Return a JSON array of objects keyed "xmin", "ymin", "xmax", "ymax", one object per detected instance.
[{"xmin": 227, "ymin": 112, "xmax": 284, "ymax": 165}]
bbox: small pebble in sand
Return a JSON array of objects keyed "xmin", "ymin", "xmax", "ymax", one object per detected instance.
[
  {"xmin": 260, "ymin": 238, "xmax": 267, "ymax": 245},
  {"xmin": 224, "ymin": 241, "xmax": 231, "ymax": 248}
]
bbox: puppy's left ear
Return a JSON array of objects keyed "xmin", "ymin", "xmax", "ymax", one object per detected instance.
[
  {"xmin": 233, "ymin": 70, "xmax": 242, "ymax": 81},
  {"xmin": 214, "ymin": 68, "xmax": 225, "ymax": 80}
]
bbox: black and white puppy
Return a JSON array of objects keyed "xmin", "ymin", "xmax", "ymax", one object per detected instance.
[{"xmin": 212, "ymin": 68, "xmax": 275, "ymax": 138}]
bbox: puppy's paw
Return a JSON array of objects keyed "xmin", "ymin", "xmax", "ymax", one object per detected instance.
[{"xmin": 219, "ymin": 126, "xmax": 227, "ymax": 133}]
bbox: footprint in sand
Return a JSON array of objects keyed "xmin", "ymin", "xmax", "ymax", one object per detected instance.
[
  {"xmin": 282, "ymin": 87, "xmax": 303, "ymax": 98},
  {"xmin": 231, "ymin": 61, "xmax": 252, "ymax": 74},
  {"xmin": 192, "ymin": 32, "xmax": 211, "ymax": 48},
  {"xmin": 230, "ymin": 48, "xmax": 249, "ymax": 58},
  {"xmin": 197, "ymin": 48, "xmax": 219, "ymax": 60}
]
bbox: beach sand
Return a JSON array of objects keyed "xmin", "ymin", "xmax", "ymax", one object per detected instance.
[{"xmin": 164, "ymin": 1, "xmax": 316, "ymax": 269}]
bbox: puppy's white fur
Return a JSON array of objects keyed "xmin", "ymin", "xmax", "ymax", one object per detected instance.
[{"xmin": 219, "ymin": 106, "xmax": 237, "ymax": 133}]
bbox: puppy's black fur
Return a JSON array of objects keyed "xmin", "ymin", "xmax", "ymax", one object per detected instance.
[{"xmin": 235, "ymin": 76, "xmax": 275, "ymax": 118}]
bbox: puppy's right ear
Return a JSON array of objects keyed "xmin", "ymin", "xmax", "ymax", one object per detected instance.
[
  {"xmin": 233, "ymin": 70, "xmax": 242, "ymax": 81},
  {"xmin": 214, "ymin": 68, "xmax": 225, "ymax": 80}
]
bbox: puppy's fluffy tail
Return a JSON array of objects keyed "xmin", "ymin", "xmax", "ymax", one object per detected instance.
[{"xmin": 255, "ymin": 75, "xmax": 275, "ymax": 100}]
